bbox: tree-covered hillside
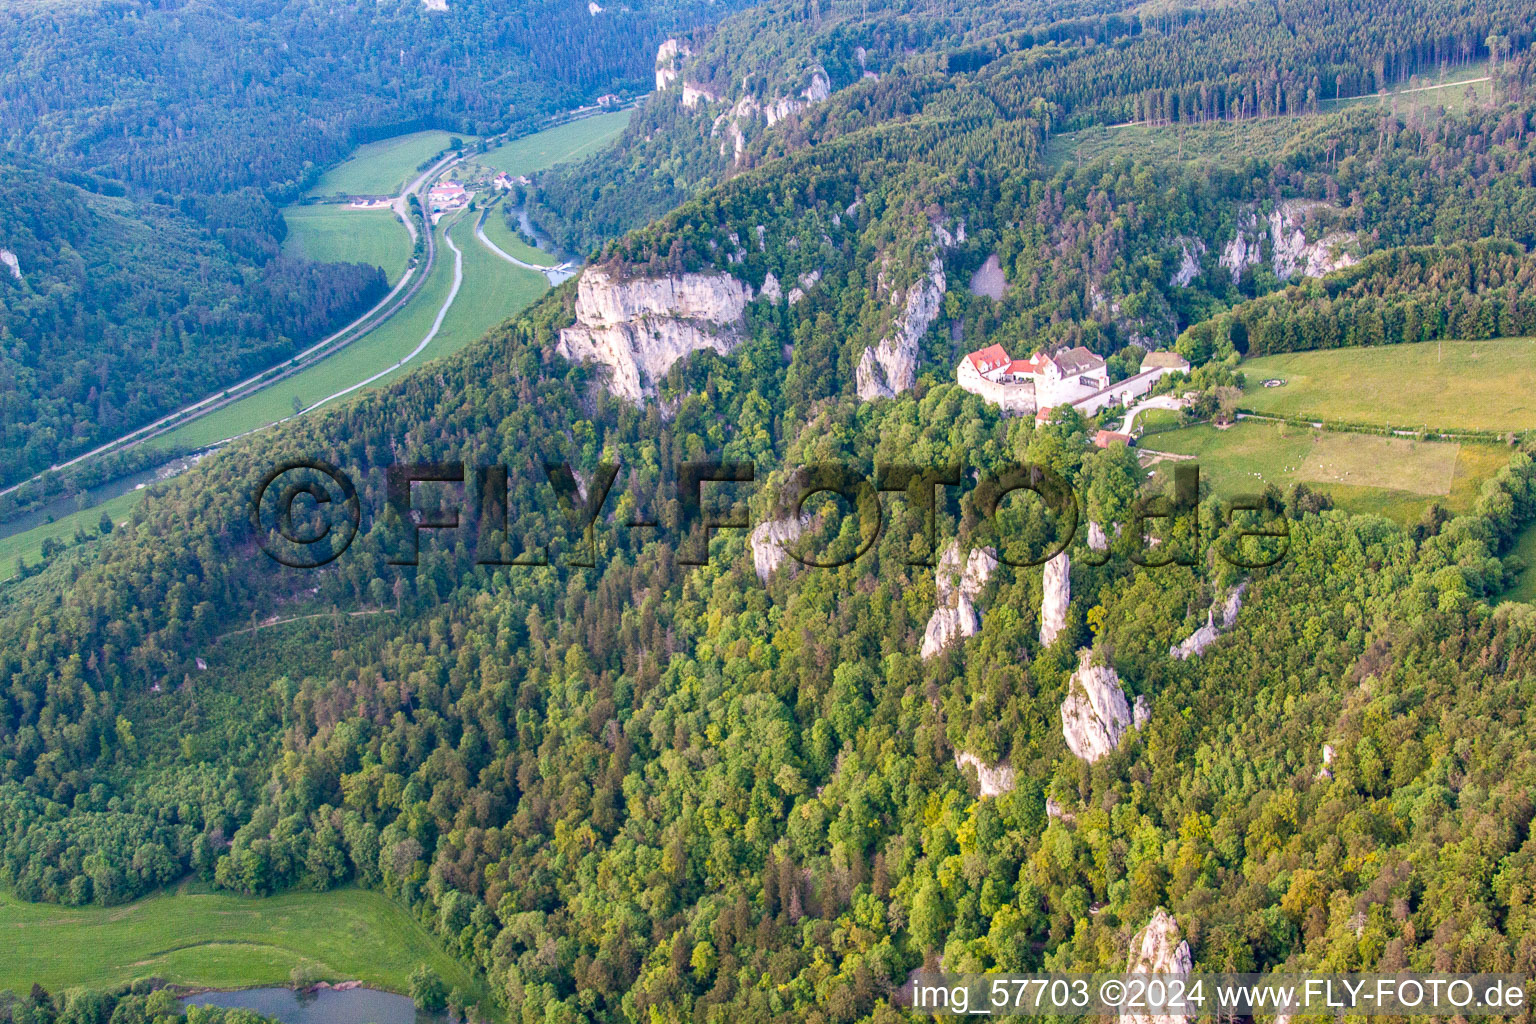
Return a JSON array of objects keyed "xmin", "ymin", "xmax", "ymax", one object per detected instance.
[
  {"xmin": 5, "ymin": 2, "xmax": 1536, "ymax": 1022},
  {"xmin": 0, "ymin": 164, "xmax": 386, "ymax": 485},
  {"xmin": 531, "ymin": 0, "xmax": 1530, "ymax": 254},
  {"xmin": 0, "ymin": 0, "xmax": 758, "ymax": 196}
]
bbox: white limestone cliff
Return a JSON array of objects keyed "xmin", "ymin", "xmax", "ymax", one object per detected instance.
[
  {"xmin": 759, "ymin": 271, "xmax": 782, "ymax": 303},
  {"xmin": 1168, "ymin": 236, "xmax": 1206, "ymax": 287},
  {"xmin": 1169, "ymin": 582, "xmax": 1247, "ymax": 660},
  {"xmin": 709, "ymin": 67, "xmax": 832, "ymax": 162},
  {"xmin": 682, "ymin": 81, "xmax": 722, "ymax": 107},
  {"xmin": 1088, "ymin": 521, "xmax": 1109, "ymax": 552},
  {"xmin": 1061, "ymin": 649, "xmax": 1135, "ymax": 763},
  {"xmin": 1220, "ymin": 200, "xmax": 1359, "ymax": 282},
  {"xmin": 920, "ymin": 542, "xmax": 997, "ymax": 659},
  {"xmin": 1122, "ymin": 909, "xmax": 1194, "ymax": 1024},
  {"xmin": 787, "ymin": 268, "xmax": 820, "ymax": 304},
  {"xmin": 0, "ymin": 249, "xmax": 19, "ymax": 282},
  {"xmin": 954, "ymin": 752, "xmax": 1016, "ymax": 797},
  {"xmin": 749, "ymin": 513, "xmax": 808, "ymax": 581},
  {"xmin": 856, "ymin": 254, "xmax": 945, "ymax": 401},
  {"xmin": 655, "ymin": 39, "xmax": 689, "ymax": 91},
  {"xmin": 1040, "ymin": 550, "xmax": 1069, "ymax": 647},
  {"xmin": 556, "ymin": 268, "xmax": 754, "ymax": 402},
  {"xmin": 1133, "ymin": 693, "xmax": 1151, "ymax": 730}
]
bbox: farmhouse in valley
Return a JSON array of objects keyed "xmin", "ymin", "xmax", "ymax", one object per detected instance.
[
  {"xmin": 428, "ymin": 180, "xmax": 470, "ymax": 218},
  {"xmin": 956, "ymin": 342, "xmax": 1188, "ymax": 417}
]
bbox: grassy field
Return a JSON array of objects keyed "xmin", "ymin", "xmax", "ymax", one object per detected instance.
[
  {"xmin": 480, "ymin": 201, "xmax": 558, "ymax": 266},
  {"xmin": 469, "ymin": 110, "xmax": 631, "ymax": 175},
  {"xmin": 1143, "ymin": 419, "xmax": 1511, "ymax": 523},
  {"xmin": 1240, "ymin": 338, "xmax": 1536, "ymax": 432},
  {"xmin": 304, "ymin": 130, "xmax": 466, "ymax": 197},
  {"xmin": 0, "ymin": 489, "xmax": 143, "ymax": 583},
  {"xmin": 0, "ymin": 883, "xmax": 479, "ymax": 998},
  {"xmin": 1505, "ymin": 523, "xmax": 1536, "ymax": 604},
  {"xmin": 281, "ymin": 205, "xmax": 411, "ymax": 284},
  {"xmin": 151, "ymin": 209, "xmax": 545, "ymax": 451}
]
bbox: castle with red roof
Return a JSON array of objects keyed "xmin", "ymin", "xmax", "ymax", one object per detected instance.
[{"xmin": 956, "ymin": 342, "xmax": 1186, "ymax": 417}]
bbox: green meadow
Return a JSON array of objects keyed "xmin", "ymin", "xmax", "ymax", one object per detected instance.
[
  {"xmin": 0, "ymin": 883, "xmax": 478, "ymax": 998},
  {"xmin": 1143, "ymin": 419, "xmax": 1512, "ymax": 523},
  {"xmin": 281, "ymin": 204, "xmax": 412, "ymax": 284},
  {"xmin": 1239, "ymin": 337, "xmax": 1536, "ymax": 433},
  {"xmin": 304, "ymin": 129, "xmax": 467, "ymax": 197},
  {"xmin": 0, "ymin": 489, "xmax": 143, "ymax": 583},
  {"xmin": 151, "ymin": 208, "xmax": 545, "ymax": 451},
  {"xmin": 469, "ymin": 110, "xmax": 631, "ymax": 175}
]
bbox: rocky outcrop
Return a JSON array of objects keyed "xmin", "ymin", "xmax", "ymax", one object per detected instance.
[
  {"xmin": 1040, "ymin": 550, "xmax": 1069, "ymax": 647},
  {"xmin": 682, "ymin": 81, "xmax": 722, "ymax": 107},
  {"xmin": 1061, "ymin": 649, "xmax": 1136, "ymax": 763},
  {"xmin": 1046, "ymin": 796, "xmax": 1075, "ymax": 823},
  {"xmin": 1317, "ymin": 743, "xmax": 1335, "ymax": 781},
  {"xmin": 1122, "ymin": 909, "xmax": 1194, "ymax": 1024},
  {"xmin": 557, "ymin": 268, "xmax": 754, "ymax": 401},
  {"xmin": 749, "ymin": 513, "xmax": 807, "ymax": 581},
  {"xmin": 856, "ymin": 254, "xmax": 945, "ymax": 401},
  {"xmin": 710, "ymin": 67, "xmax": 832, "ymax": 161},
  {"xmin": 655, "ymin": 39, "xmax": 689, "ymax": 91},
  {"xmin": 954, "ymin": 752, "xmax": 1015, "ymax": 797},
  {"xmin": 1220, "ymin": 200, "xmax": 1359, "ymax": 282},
  {"xmin": 1087, "ymin": 521, "xmax": 1109, "ymax": 552},
  {"xmin": 1169, "ymin": 582, "xmax": 1247, "ymax": 660},
  {"xmin": 787, "ymin": 269, "xmax": 820, "ymax": 304},
  {"xmin": 969, "ymin": 253, "xmax": 1007, "ymax": 300},
  {"xmin": 1168, "ymin": 237, "xmax": 1206, "ymax": 287},
  {"xmin": 0, "ymin": 249, "xmax": 19, "ymax": 282},
  {"xmin": 1133, "ymin": 694, "xmax": 1151, "ymax": 730},
  {"xmin": 759, "ymin": 272, "xmax": 782, "ymax": 303},
  {"xmin": 921, "ymin": 542, "xmax": 997, "ymax": 659}
]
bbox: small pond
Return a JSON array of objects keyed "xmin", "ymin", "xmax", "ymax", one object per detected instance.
[{"xmin": 180, "ymin": 986, "xmax": 442, "ymax": 1024}]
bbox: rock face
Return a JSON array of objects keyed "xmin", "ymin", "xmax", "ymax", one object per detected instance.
[
  {"xmin": 1169, "ymin": 582, "xmax": 1247, "ymax": 660},
  {"xmin": 749, "ymin": 514, "xmax": 807, "ymax": 581},
  {"xmin": 1168, "ymin": 237, "xmax": 1206, "ymax": 287},
  {"xmin": 1122, "ymin": 909, "xmax": 1194, "ymax": 1024},
  {"xmin": 759, "ymin": 271, "xmax": 782, "ymax": 303},
  {"xmin": 1220, "ymin": 200, "xmax": 1359, "ymax": 282},
  {"xmin": 557, "ymin": 268, "xmax": 754, "ymax": 401},
  {"xmin": 682, "ymin": 81, "xmax": 722, "ymax": 107},
  {"xmin": 856, "ymin": 254, "xmax": 945, "ymax": 400},
  {"xmin": 787, "ymin": 269, "xmax": 820, "ymax": 304},
  {"xmin": 1087, "ymin": 521, "xmax": 1109, "ymax": 552},
  {"xmin": 710, "ymin": 67, "xmax": 832, "ymax": 162},
  {"xmin": 954, "ymin": 752, "xmax": 1015, "ymax": 797},
  {"xmin": 1040, "ymin": 550, "xmax": 1070, "ymax": 647},
  {"xmin": 0, "ymin": 249, "xmax": 19, "ymax": 281},
  {"xmin": 1061, "ymin": 649, "xmax": 1135, "ymax": 763},
  {"xmin": 1133, "ymin": 694, "xmax": 1152, "ymax": 730},
  {"xmin": 969, "ymin": 253, "xmax": 1008, "ymax": 300},
  {"xmin": 921, "ymin": 542, "xmax": 997, "ymax": 659},
  {"xmin": 655, "ymin": 39, "xmax": 689, "ymax": 91}
]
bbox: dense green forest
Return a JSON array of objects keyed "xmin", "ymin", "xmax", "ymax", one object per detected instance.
[
  {"xmin": 0, "ymin": 983, "xmax": 278, "ymax": 1024},
  {"xmin": 0, "ymin": 164, "xmax": 385, "ymax": 485},
  {"xmin": 531, "ymin": 0, "xmax": 1530, "ymax": 253},
  {"xmin": 0, "ymin": 0, "xmax": 757, "ymax": 196},
  {"xmin": 5, "ymin": 1, "xmax": 1536, "ymax": 1022}
]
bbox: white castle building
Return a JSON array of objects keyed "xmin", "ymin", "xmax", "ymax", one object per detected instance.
[{"xmin": 956, "ymin": 343, "xmax": 1187, "ymax": 417}]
